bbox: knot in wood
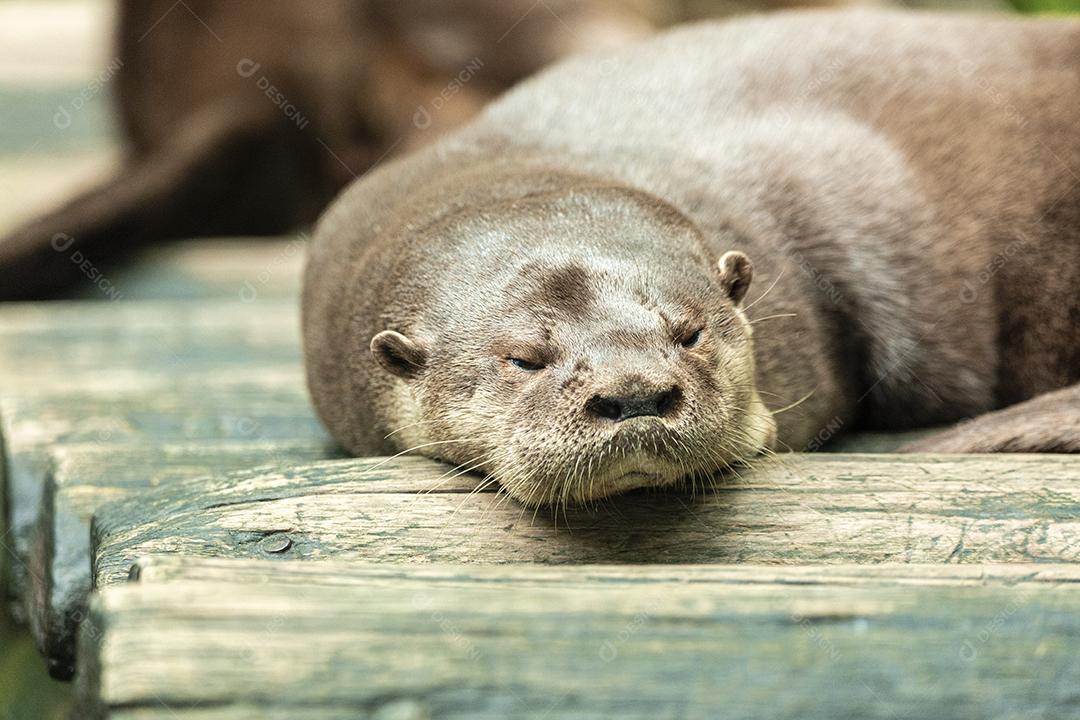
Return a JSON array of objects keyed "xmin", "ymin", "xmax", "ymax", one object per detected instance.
[{"xmin": 258, "ymin": 533, "xmax": 293, "ymax": 554}]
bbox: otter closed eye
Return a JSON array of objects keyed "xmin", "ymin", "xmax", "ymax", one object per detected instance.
[
  {"xmin": 509, "ymin": 357, "xmax": 546, "ymax": 372},
  {"xmin": 679, "ymin": 328, "xmax": 703, "ymax": 348}
]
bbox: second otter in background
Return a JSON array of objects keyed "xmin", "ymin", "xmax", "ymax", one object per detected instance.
[{"xmin": 0, "ymin": 0, "xmax": 653, "ymax": 300}]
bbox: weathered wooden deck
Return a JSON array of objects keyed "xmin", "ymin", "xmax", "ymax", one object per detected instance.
[
  {"xmin": 1, "ymin": 245, "xmax": 1078, "ymax": 717},
  {"xmin": 77, "ymin": 558, "xmax": 1080, "ymax": 719}
]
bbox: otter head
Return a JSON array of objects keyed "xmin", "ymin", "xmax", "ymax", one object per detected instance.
[{"xmin": 362, "ymin": 185, "xmax": 776, "ymax": 507}]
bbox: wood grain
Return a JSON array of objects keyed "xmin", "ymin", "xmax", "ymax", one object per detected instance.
[
  {"xmin": 129, "ymin": 554, "xmax": 1080, "ymax": 587},
  {"xmin": 1, "ymin": 373, "xmax": 326, "ymax": 616},
  {"xmin": 30, "ymin": 440, "xmax": 340, "ymax": 679},
  {"xmin": 0, "ymin": 297, "xmax": 324, "ymax": 622},
  {"xmin": 92, "ymin": 453, "xmax": 1080, "ymax": 593},
  {"xmin": 0, "ymin": 299, "xmax": 302, "ymax": 386},
  {"xmin": 77, "ymin": 559, "xmax": 1080, "ymax": 719}
]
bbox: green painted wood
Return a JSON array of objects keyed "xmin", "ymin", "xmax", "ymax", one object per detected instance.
[
  {"xmin": 3, "ymin": 371, "xmax": 324, "ymax": 621},
  {"xmin": 91, "ymin": 453, "xmax": 1080, "ymax": 593},
  {"xmin": 30, "ymin": 440, "xmax": 341, "ymax": 680},
  {"xmin": 76, "ymin": 559, "xmax": 1080, "ymax": 719},
  {"xmin": 0, "ymin": 296, "xmax": 320, "ymax": 620},
  {"xmin": 90, "ymin": 237, "xmax": 306, "ymax": 301},
  {"xmin": 0, "ymin": 87, "xmax": 112, "ymax": 156},
  {"xmin": 0, "ymin": 292, "xmax": 929, "ymax": 628},
  {"xmin": 128, "ymin": 554, "xmax": 1080, "ymax": 588},
  {"xmin": 0, "ymin": 299, "xmax": 302, "ymax": 385},
  {"xmin": 1, "ymin": 371, "xmax": 326, "ymax": 625}
]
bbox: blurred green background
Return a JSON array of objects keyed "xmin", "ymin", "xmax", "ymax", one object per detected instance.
[
  {"xmin": 1011, "ymin": 0, "xmax": 1080, "ymax": 10},
  {"xmin": 0, "ymin": 610, "xmax": 71, "ymax": 720},
  {"xmin": 0, "ymin": 0, "xmax": 1078, "ymax": 718}
]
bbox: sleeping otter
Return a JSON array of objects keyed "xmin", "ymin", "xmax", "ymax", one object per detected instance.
[{"xmin": 302, "ymin": 9, "xmax": 1080, "ymax": 506}]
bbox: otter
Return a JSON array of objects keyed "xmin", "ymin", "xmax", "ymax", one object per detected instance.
[
  {"xmin": 0, "ymin": 0, "xmax": 650, "ymax": 300},
  {"xmin": 303, "ymin": 9, "xmax": 1080, "ymax": 506}
]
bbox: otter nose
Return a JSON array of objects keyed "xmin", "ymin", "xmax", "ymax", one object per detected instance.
[{"xmin": 586, "ymin": 386, "xmax": 682, "ymax": 422}]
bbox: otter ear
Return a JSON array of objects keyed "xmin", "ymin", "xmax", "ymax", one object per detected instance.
[
  {"xmin": 371, "ymin": 330, "xmax": 427, "ymax": 379},
  {"xmin": 716, "ymin": 251, "xmax": 753, "ymax": 306}
]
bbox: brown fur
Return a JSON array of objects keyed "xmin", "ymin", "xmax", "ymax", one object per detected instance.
[
  {"xmin": 0, "ymin": 0, "xmax": 651, "ymax": 299},
  {"xmin": 304, "ymin": 9, "xmax": 1080, "ymax": 504},
  {"xmin": 903, "ymin": 385, "xmax": 1080, "ymax": 453}
]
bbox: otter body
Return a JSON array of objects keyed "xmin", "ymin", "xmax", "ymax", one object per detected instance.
[{"xmin": 304, "ymin": 10, "xmax": 1080, "ymax": 505}]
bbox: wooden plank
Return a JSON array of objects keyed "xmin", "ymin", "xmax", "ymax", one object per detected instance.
[
  {"xmin": 1, "ymin": 372, "xmax": 326, "ymax": 623},
  {"xmin": 31, "ymin": 440, "xmax": 340, "ymax": 679},
  {"xmin": 0, "ymin": 298, "xmax": 301, "ymax": 386},
  {"xmin": 95, "ymin": 238, "xmax": 305, "ymax": 302},
  {"xmin": 77, "ymin": 560, "xmax": 1080, "ymax": 719},
  {"xmin": 0, "ymin": 297, "xmax": 310, "ymax": 614},
  {"xmin": 129, "ymin": 554, "xmax": 1080, "ymax": 588},
  {"xmin": 92, "ymin": 453, "xmax": 1080, "ymax": 592},
  {"xmin": 820, "ymin": 428, "xmax": 935, "ymax": 453}
]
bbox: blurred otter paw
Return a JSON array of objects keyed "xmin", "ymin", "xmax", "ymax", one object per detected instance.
[{"xmin": 901, "ymin": 385, "xmax": 1080, "ymax": 453}]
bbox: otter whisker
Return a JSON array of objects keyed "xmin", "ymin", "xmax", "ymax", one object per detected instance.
[
  {"xmin": 490, "ymin": 480, "xmax": 524, "ymax": 515},
  {"xmin": 425, "ymin": 451, "xmax": 505, "ymax": 500},
  {"xmin": 741, "ymin": 268, "xmax": 787, "ymax": 312},
  {"xmin": 442, "ymin": 448, "xmax": 519, "ymax": 527},
  {"xmin": 447, "ymin": 472, "xmax": 504, "ymax": 523},
  {"xmin": 477, "ymin": 466, "xmax": 530, "ymax": 524},
  {"xmin": 382, "ymin": 418, "xmax": 441, "ymax": 440},
  {"xmin": 421, "ymin": 452, "xmax": 493, "ymax": 495},
  {"xmin": 754, "ymin": 389, "xmax": 787, "ymax": 400},
  {"xmin": 769, "ymin": 388, "xmax": 817, "ymax": 416},
  {"xmin": 748, "ymin": 312, "xmax": 798, "ymax": 325},
  {"xmin": 525, "ymin": 492, "xmax": 545, "ymax": 526},
  {"xmin": 485, "ymin": 483, "xmax": 520, "ymax": 521},
  {"xmin": 360, "ymin": 437, "xmax": 487, "ymax": 479}
]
